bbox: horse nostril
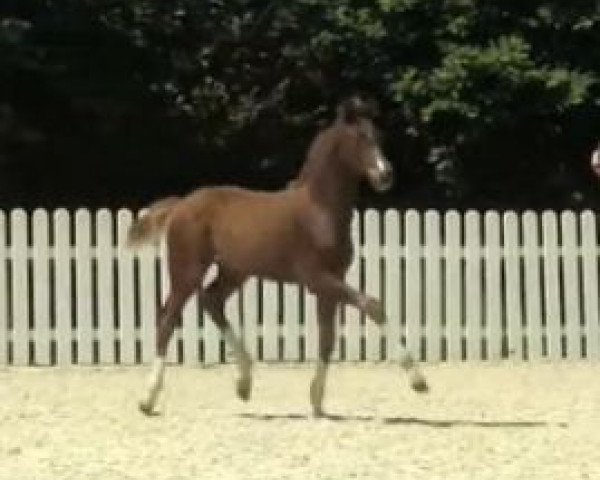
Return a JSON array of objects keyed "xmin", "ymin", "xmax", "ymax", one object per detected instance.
[{"xmin": 368, "ymin": 159, "xmax": 394, "ymax": 192}]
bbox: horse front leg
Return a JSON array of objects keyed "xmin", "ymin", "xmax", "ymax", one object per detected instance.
[
  {"xmin": 201, "ymin": 273, "xmax": 253, "ymax": 401},
  {"xmin": 307, "ymin": 272, "xmax": 428, "ymax": 394},
  {"xmin": 310, "ymin": 296, "xmax": 337, "ymax": 417}
]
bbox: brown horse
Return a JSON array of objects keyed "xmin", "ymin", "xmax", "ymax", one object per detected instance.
[{"xmin": 130, "ymin": 97, "xmax": 428, "ymax": 417}]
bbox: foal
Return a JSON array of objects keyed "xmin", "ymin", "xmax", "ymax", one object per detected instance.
[{"xmin": 130, "ymin": 97, "xmax": 428, "ymax": 417}]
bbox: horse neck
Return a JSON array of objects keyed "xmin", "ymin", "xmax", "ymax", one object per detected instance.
[
  {"xmin": 304, "ymin": 166, "xmax": 356, "ymax": 216},
  {"xmin": 296, "ymin": 133, "xmax": 358, "ymax": 228}
]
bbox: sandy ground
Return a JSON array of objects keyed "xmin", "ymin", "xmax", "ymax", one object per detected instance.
[{"xmin": 1, "ymin": 362, "xmax": 599, "ymax": 480}]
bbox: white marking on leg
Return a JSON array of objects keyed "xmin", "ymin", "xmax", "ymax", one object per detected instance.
[
  {"xmin": 310, "ymin": 359, "xmax": 328, "ymax": 416},
  {"xmin": 202, "ymin": 262, "xmax": 220, "ymax": 289},
  {"xmin": 223, "ymin": 327, "xmax": 251, "ymax": 370},
  {"xmin": 140, "ymin": 356, "xmax": 165, "ymax": 413}
]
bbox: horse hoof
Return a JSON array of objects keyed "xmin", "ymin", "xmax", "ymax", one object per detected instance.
[
  {"xmin": 139, "ymin": 401, "xmax": 155, "ymax": 416},
  {"xmin": 236, "ymin": 378, "xmax": 252, "ymax": 401},
  {"xmin": 312, "ymin": 407, "xmax": 325, "ymax": 418},
  {"xmin": 411, "ymin": 375, "xmax": 429, "ymax": 394},
  {"xmin": 365, "ymin": 297, "xmax": 386, "ymax": 325}
]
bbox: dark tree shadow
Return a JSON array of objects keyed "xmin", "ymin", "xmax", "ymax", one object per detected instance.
[{"xmin": 238, "ymin": 412, "xmax": 567, "ymax": 429}]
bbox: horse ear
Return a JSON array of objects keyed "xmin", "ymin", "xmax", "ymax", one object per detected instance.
[
  {"xmin": 337, "ymin": 96, "xmax": 365, "ymax": 123},
  {"xmin": 336, "ymin": 96, "xmax": 377, "ymax": 123}
]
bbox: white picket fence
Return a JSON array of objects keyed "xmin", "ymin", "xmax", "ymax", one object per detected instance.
[{"xmin": 0, "ymin": 208, "xmax": 599, "ymax": 366}]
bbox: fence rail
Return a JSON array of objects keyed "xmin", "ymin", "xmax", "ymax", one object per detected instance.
[{"xmin": 0, "ymin": 208, "xmax": 599, "ymax": 366}]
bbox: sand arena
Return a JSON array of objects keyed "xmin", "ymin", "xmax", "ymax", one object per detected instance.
[{"xmin": 1, "ymin": 362, "xmax": 599, "ymax": 480}]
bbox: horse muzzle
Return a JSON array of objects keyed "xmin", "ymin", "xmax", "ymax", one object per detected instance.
[{"xmin": 367, "ymin": 157, "xmax": 394, "ymax": 192}]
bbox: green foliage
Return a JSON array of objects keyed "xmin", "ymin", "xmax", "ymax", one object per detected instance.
[{"xmin": 0, "ymin": 0, "xmax": 599, "ymax": 208}]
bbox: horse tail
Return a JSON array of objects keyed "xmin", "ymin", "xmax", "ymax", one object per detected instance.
[{"xmin": 127, "ymin": 196, "xmax": 181, "ymax": 247}]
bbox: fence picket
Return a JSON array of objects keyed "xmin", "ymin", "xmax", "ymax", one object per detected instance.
[
  {"xmin": 465, "ymin": 211, "xmax": 482, "ymax": 360},
  {"xmin": 404, "ymin": 210, "xmax": 422, "ymax": 360},
  {"xmin": 54, "ymin": 210, "xmax": 73, "ymax": 365},
  {"xmin": 262, "ymin": 280, "xmax": 279, "ymax": 361},
  {"xmin": 11, "ymin": 210, "xmax": 29, "ymax": 365},
  {"xmin": 117, "ymin": 210, "xmax": 136, "ymax": 364},
  {"xmin": 32, "ymin": 210, "xmax": 51, "ymax": 365},
  {"xmin": 303, "ymin": 289, "xmax": 318, "ymax": 361},
  {"xmin": 0, "ymin": 212, "xmax": 6, "ymax": 364},
  {"xmin": 542, "ymin": 211, "xmax": 562, "ymax": 359},
  {"xmin": 96, "ymin": 209, "xmax": 115, "ymax": 363},
  {"xmin": 364, "ymin": 209, "xmax": 382, "ymax": 360},
  {"xmin": 561, "ymin": 211, "xmax": 582, "ymax": 359},
  {"xmin": 75, "ymin": 210, "xmax": 93, "ymax": 364},
  {"xmin": 444, "ymin": 211, "xmax": 462, "ymax": 361},
  {"xmin": 384, "ymin": 209, "xmax": 401, "ymax": 362},
  {"xmin": 283, "ymin": 284, "xmax": 300, "ymax": 361},
  {"xmin": 581, "ymin": 211, "xmax": 600, "ymax": 360},
  {"xmin": 424, "ymin": 210, "xmax": 442, "ymax": 362},
  {"xmin": 503, "ymin": 212, "xmax": 523, "ymax": 359},
  {"xmin": 242, "ymin": 277, "xmax": 259, "ymax": 360},
  {"xmin": 344, "ymin": 213, "xmax": 361, "ymax": 361},
  {"xmin": 484, "ymin": 212, "xmax": 502, "ymax": 360},
  {"xmin": 522, "ymin": 211, "xmax": 543, "ymax": 360}
]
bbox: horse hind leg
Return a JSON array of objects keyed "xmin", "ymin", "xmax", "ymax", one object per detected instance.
[
  {"xmin": 200, "ymin": 272, "xmax": 253, "ymax": 401},
  {"xmin": 139, "ymin": 284, "xmax": 197, "ymax": 415},
  {"xmin": 139, "ymin": 260, "xmax": 211, "ymax": 415}
]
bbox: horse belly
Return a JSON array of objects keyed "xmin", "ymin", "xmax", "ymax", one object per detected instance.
[{"xmin": 213, "ymin": 211, "xmax": 300, "ymax": 280}]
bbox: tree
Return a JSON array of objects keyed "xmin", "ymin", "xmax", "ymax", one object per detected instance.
[{"xmin": 1, "ymin": 0, "xmax": 598, "ymax": 209}]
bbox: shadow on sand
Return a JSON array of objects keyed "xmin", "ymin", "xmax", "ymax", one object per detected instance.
[{"xmin": 238, "ymin": 412, "xmax": 567, "ymax": 429}]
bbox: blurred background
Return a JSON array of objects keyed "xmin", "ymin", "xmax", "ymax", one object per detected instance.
[{"xmin": 1, "ymin": 0, "xmax": 599, "ymax": 211}]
